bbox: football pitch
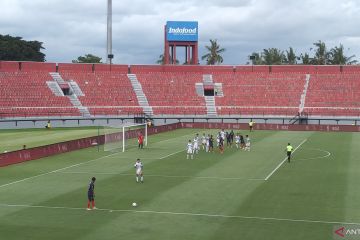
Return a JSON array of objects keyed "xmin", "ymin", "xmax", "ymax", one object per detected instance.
[{"xmin": 0, "ymin": 127, "xmax": 360, "ymax": 240}]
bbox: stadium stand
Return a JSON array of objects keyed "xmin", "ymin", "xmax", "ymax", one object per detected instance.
[
  {"xmin": 132, "ymin": 65, "xmax": 207, "ymax": 115},
  {"xmin": 212, "ymin": 72, "xmax": 305, "ymax": 116},
  {"xmin": 0, "ymin": 70, "xmax": 79, "ymax": 117},
  {"xmin": 59, "ymin": 70, "xmax": 142, "ymax": 116},
  {"xmin": 304, "ymin": 73, "xmax": 360, "ymax": 117},
  {"xmin": 1, "ymin": 61, "xmax": 360, "ymax": 118}
]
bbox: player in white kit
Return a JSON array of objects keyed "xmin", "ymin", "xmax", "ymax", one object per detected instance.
[
  {"xmin": 235, "ymin": 134, "xmax": 240, "ymax": 149},
  {"xmin": 193, "ymin": 134, "xmax": 200, "ymax": 154},
  {"xmin": 205, "ymin": 134, "xmax": 210, "ymax": 152},
  {"xmin": 201, "ymin": 133, "xmax": 206, "ymax": 150},
  {"xmin": 134, "ymin": 158, "xmax": 144, "ymax": 183},
  {"xmin": 245, "ymin": 135, "xmax": 251, "ymax": 151},
  {"xmin": 186, "ymin": 140, "xmax": 194, "ymax": 159},
  {"xmin": 220, "ymin": 129, "xmax": 226, "ymax": 141}
]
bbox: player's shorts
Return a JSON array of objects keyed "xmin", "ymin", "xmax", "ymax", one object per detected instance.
[
  {"xmin": 235, "ymin": 140, "xmax": 240, "ymax": 144},
  {"xmin": 194, "ymin": 144, "xmax": 199, "ymax": 149},
  {"xmin": 287, "ymin": 151, "xmax": 292, "ymax": 157},
  {"xmin": 246, "ymin": 143, "xmax": 250, "ymax": 147},
  {"xmin": 136, "ymin": 169, "xmax": 142, "ymax": 175},
  {"xmin": 187, "ymin": 149, "xmax": 193, "ymax": 154},
  {"xmin": 202, "ymin": 140, "xmax": 206, "ymax": 144},
  {"xmin": 88, "ymin": 192, "xmax": 94, "ymax": 201}
]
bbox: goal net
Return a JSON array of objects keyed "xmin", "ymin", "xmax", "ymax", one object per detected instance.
[{"xmin": 103, "ymin": 123, "xmax": 147, "ymax": 152}]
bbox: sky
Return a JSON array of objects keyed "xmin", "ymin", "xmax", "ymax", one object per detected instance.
[{"xmin": 1, "ymin": 0, "xmax": 360, "ymax": 65}]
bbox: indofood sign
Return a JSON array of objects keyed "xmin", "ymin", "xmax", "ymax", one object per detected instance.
[{"xmin": 166, "ymin": 21, "xmax": 198, "ymax": 42}]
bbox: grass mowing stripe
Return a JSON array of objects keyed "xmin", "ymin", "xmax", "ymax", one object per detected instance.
[
  {"xmin": 264, "ymin": 139, "xmax": 307, "ymax": 181},
  {"xmin": 0, "ymin": 203, "xmax": 359, "ymax": 226},
  {"xmin": 0, "ymin": 152, "xmax": 120, "ymax": 189},
  {"xmin": 57, "ymin": 171, "xmax": 265, "ymax": 181},
  {"xmin": 0, "ymin": 132, "xmax": 195, "ymax": 189}
]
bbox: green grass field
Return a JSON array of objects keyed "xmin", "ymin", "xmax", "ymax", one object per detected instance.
[
  {"xmin": 0, "ymin": 127, "xmax": 360, "ymax": 240},
  {"xmin": 0, "ymin": 127, "xmax": 100, "ymax": 152}
]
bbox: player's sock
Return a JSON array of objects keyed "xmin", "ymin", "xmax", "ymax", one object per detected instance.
[
  {"xmin": 92, "ymin": 200, "xmax": 95, "ymax": 208},
  {"xmin": 136, "ymin": 176, "xmax": 139, "ymax": 182},
  {"xmin": 187, "ymin": 154, "xmax": 189, "ymax": 159},
  {"xmin": 141, "ymin": 176, "xmax": 144, "ymax": 182},
  {"xmin": 87, "ymin": 201, "xmax": 90, "ymax": 208}
]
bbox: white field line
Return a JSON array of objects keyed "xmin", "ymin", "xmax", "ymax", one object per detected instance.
[
  {"xmin": 296, "ymin": 148, "xmax": 331, "ymax": 161},
  {"xmin": 58, "ymin": 171, "xmax": 265, "ymax": 181},
  {"xmin": 0, "ymin": 152, "xmax": 121, "ymax": 189},
  {"xmin": 160, "ymin": 149, "xmax": 185, "ymax": 159},
  {"xmin": 0, "ymin": 133, "xmax": 194, "ymax": 189},
  {"xmin": 0, "ymin": 203, "xmax": 359, "ymax": 226},
  {"xmin": 264, "ymin": 139, "xmax": 307, "ymax": 181}
]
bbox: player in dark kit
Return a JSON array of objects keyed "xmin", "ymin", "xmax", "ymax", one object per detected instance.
[
  {"xmin": 87, "ymin": 177, "xmax": 96, "ymax": 210},
  {"xmin": 209, "ymin": 135, "xmax": 214, "ymax": 152},
  {"xmin": 219, "ymin": 136, "xmax": 224, "ymax": 154},
  {"xmin": 226, "ymin": 132, "xmax": 231, "ymax": 147}
]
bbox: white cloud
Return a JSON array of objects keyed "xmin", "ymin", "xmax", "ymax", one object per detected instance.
[{"xmin": 1, "ymin": 0, "xmax": 360, "ymax": 64}]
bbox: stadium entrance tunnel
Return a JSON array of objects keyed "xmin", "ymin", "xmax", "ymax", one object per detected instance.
[
  {"xmin": 204, "ymin": 85, "xmax": 215, "ymax": 96},
  {"xmin": 59, "ymin": 83, "xmax": 71, "ymax": 96}
]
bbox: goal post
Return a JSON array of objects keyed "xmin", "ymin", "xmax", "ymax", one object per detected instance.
[
  {"xmin": 122, "ymin": 123, "xmax": 147, "ymax": 152},
  {"xmin": 103, "ymin": 123, "xmax": 147, "ymax": 152}
]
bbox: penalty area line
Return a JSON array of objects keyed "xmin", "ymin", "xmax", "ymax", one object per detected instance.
[
  {"xmin": 0, "ymin": 151, "xmax": 121, "ymax": 189},
  {"xmin": 0, "ymin": 203, "xmax": 359, "ymax": 226},
  {"xmin": 0, "ymin": 132, "xmax": 196, "ymax": 189},
  {"xmin": 58, "ymin": 171, "xmax": 265, "ymax": 181},
  {"xmin": 264, "ymin": 139, "xmax": 307, "ymax": 181}
]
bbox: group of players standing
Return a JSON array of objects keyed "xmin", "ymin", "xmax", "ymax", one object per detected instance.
[{"xmin": 186, "ymin": 129, "xmax": 251, "ymax": 159}]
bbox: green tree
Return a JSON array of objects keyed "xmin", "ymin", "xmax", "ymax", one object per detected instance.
[
  {"xmin": 300, "ymin": 53, "xmax": 311, "ymax": 65},
  {"xmin": 262, "ymin": 48, "xmax": 285, "ymax": 65},
  {"xmin": 249, "ymin": 52, "xmax": 264, "ymax": 65},
  {"xmin": 311, "ymin": 40, "xmax": 330, "ymax": 65},
  {"xmin": 201, "ymin": 39, "xmax": 225, "ymax": 65},
  {"xmin": 329, "ymin": 44, "xmax": 357, "ymax": 65},
  {"xmin": 285, "ymin": 47, "xmax": 297, "ymax": 64},
  {"xmin": 156, "ymin": 54, "xmax": 179, "ymax": 65},
  {"xmin": 72, "ymin": 54, "xmax": 102, "ymax": 63},
  {"xmin": 0, "ymin": 34, "xmax": 45, "ymax": 61}
]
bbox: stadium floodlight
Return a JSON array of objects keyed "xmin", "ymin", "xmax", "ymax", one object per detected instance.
[
  {"xmin": 106, "ymin": 0, "xmax": 113, "ymax": 64},
  {"xmin": 103, "ymin": 123, "xmax": 148, "ymax": 152}
]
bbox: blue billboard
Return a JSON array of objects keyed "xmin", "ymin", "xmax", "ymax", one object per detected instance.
[{"xmin": 166, "ymin": 21, "xmax": 198, "ymax": 42}]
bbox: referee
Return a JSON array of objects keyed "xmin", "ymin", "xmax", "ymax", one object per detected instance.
[{"xmin": 286, "ymin": 143, "xmax": 293, "ymax": 163}]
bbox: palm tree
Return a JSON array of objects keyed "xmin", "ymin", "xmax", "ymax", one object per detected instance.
[
  {"xmin": 329, "ymin": 44, "xmax": 357, "ymax": 65},
  {"xmin": 285, "ymin": 47, "xmax": 297, "ymax": 64},
  {"xmin": 262, "ymin": 48, "xmax": 285, "ymax": 65},
  {"xmin": 311, "ymin": 40, "xmax": 330, "ymax": 65},
  {"xmin": 300, "ymin": 53, "xmax": 311, "ymax": 65},
  {"xmin": 156, "ymin": 54, "xmax": 179, "ymax": 65},
  {"xmin": 201, "ymin": 39, "xmax": 225, "ymax": 65}
]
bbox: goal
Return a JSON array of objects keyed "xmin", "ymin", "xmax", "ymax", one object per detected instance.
[{"xmin": 103, "ymin": 123, "xmax": 147, "ymax": 152}]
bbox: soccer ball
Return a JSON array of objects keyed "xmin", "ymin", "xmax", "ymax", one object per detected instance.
[{"xmin": 132, "ymin": 202, "xmax": 137, "ymax": 207}]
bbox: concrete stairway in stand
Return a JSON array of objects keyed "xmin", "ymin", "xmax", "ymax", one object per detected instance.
[
  {"xmin": 299, "ymin": 74, "xmax": 311, "ymax": 113},
  {"xmin": 49, "ymin": 72, "xmax": 90, "ymax": 117},
  {"xmin": 202, "ymin": 74, "xmax": 218, "ymax": 116},
  {"xmin": 127, "ymin": 74, "xmax": 153, "ymax": 116},
  {"xmin": 204, "ymin": 96, "xmax": 217, "ymax": 117}
]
